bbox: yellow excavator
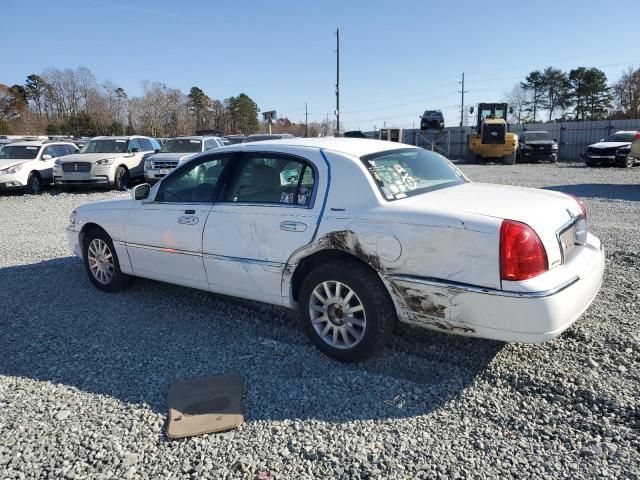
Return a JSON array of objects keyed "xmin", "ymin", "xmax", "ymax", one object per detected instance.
[{"xmin": 465, "ymin": 103, "xmax": 518, "ymax": 165}]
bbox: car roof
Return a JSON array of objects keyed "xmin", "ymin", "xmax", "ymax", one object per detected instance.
[
  {"xmin": 524, "ymin": 130, "xmax": 550, "ymax": 134},
  {"xmin": 232, "ymin": 137, "xmax": 418, "ymax": 157},
  {"xmin": 3, "ymin": 140, "xmax": 76, "ymax": 147},
  {"xmin": 172, "ymin": 136, "xmax": 220, "ymax": 140},
  {"xmin": 91, "ymin": 135, "xmax": 151, "ymax": 140},
  {"xmin": 613, "ymin": 131, "xmax": 639, "ymax": 135}
]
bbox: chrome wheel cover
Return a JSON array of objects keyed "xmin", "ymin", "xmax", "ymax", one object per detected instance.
[
  {"xmin": 309, "ymin": 280, "xmax": 366, "ymax": 350},
  {"xmin": 87, "ymin": 238, "xmax": 114, "ymax": 284}
]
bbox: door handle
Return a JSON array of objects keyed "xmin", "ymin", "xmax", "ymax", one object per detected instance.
[
  {"xmin": 280, "ymin": 221, "xmax": 307, "ymax": 232},
  {"xmin": 177, "ymin": 215, "xmax": 199, "ymax": 225}
]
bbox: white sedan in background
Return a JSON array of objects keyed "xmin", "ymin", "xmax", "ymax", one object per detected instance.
[{"xmin": 66, "ymin": 138, "xmax": 605, "ymax": 362}]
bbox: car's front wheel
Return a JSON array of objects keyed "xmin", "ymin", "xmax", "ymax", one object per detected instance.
[
  {"xmin": 25, "ymin": 172, "xmax": 42, "ymax": 194},
  {"xmin": 114, "ymin": 166, "xmax": 129, "ymax": 191},
  {"xmin": 83, "ymin": 228, "xmax": 132, "ymax": 292},
  {"xmin": 616, "ymin": 155, "xmax": 634, "ymax": 168},
  {"xmin": 298, "ymin": 260, "xmax": 395, "ymax": 362}
]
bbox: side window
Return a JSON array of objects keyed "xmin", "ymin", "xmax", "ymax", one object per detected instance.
[
  {"xmin": 68, "ymin": 145, "xmax": 80, "ymax": 154},
  {"xmin": 41, "ymin": 145, "xmax": 57, "ymax": 158},
  {"xmin": 156, "ymin": 156, "xmax": 230, "ymax": 203},
  {"xmin": 225, "ymin": 155, "xmax": 315, "ymax": 206},
  {"xmin": 137, "ymin": 138, "xmax": 153, "ymax": 151},
  {"xmin": 53, "ymin": 145, "xmax": 69, "ymax": 157},
  {"xmin": 128, "ymin": 138, "xmax": 141, "ymax": 152},
  {"xmin": 204, "ymin": 139, "xmax": 216, "ymax": 151}
]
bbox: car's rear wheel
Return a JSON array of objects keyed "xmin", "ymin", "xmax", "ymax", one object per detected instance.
[
  {"xmin": 585, "ymin": 159, "xmax": 597, "ymax": 167},
  {"xmin": 83, "ymin": 228, "xmax": 131, "ymax": 292},
  {"xmin": 25, "ymin": 172, "xmax": 42, "ymax": 194},
  {"xmin": 298, "ymin": 260, "xmax": 395, "ymax": 362},
  {"xmin": 114, "ymin": 166, "xmax": 129, "ymax": 191}
]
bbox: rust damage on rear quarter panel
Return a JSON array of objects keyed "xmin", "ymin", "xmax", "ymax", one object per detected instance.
[
  {"xmin": 288, "ymin": 229, "xmax": 475, "ymax": 334},
  {"xmin": 315, "ymin": 230, "xmax": 383, "ymax": 272}
]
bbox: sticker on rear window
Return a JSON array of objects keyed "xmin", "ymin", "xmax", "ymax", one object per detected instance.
[
  {"xmin": 190, "ymin": 140, "xmax": 200, "ymax": 143},
  {"xmin": 26, "ymin": 147, "xmax": 38, "ymax": 150},
  {"xmin": 116, "ymin": 140, "xmax": 126, "ymax": 143}
]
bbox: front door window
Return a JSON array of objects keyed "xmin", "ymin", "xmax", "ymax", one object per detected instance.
[{"xmin": 156, "ymin": 156, "xmax": 229, "ymax": 203}]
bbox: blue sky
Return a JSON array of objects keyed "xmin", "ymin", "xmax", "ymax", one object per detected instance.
[{"xmin": 2, "ymin": 0, "xmax": 639, "ymax": 131}]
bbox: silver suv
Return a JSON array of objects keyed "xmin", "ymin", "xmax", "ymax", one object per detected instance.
[{"xmin": 144, "ymin": 136, "xmax": 224, "ymax": 183}]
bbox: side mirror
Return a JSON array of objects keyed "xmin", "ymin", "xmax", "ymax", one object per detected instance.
[
  {"xmin": 154, "ymin": 148, "xmax": 160, "ymax": 154},
  {"xmin": 131, "ymin": 183, "xmax": 150, "ymax": 201},
  {"xmin": 599, "ymin": 139, "xmax": 604, "ymax": 142},
  {"xmin": 469, "ymin": 106, "xmax": 474, "ymax": 114},
  {"xmin": 41, "ymin": 154, "xmax": 52, "ymax": 160},
  {"xmin": 131, "ymin": 147, "xmax": 141, "ymax": 153},
  {"xmin": 553, "ymin": 138, "xmax": 558, "ymax": 142}
]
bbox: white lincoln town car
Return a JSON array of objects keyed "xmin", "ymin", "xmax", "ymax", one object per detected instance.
[{"xmin": 66, "ymin": 138, "xmax": 605, "ymax": 362}]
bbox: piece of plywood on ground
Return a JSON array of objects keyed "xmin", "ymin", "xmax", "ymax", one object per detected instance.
[{"xmin": 167, "ymin": 372, "xmax": 245, "ymax": 439}]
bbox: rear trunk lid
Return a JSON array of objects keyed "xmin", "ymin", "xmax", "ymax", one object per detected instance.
[{"xmin": 399, "ymin": 182, "xmax": 584, "ymax": 269}]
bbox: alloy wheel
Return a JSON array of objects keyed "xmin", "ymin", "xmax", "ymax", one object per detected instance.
[
  {"xmin": 87, "ymin": 238, "xmax": 114, "ymax": 284},
  {"xmin": 309, "ymin": 280, "xmax": 366, "ymax": 350}
]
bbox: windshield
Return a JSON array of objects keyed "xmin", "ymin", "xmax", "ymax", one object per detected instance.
[
  {"xmin": 424, "ymin": 111, "xmax": 440, "ymax": 116},
  {"xmin": 244, "ymin": 135, "xmax": 279, "ymax": 142},
  {"xmin": 160, "ymin": 138, "xmax": 202, "ymax": 153},
  {"xmin": 362, "ymin": 148, "xmax": 466, "ymax": 201},
  {"xmin": 81, "ymin": 139, "xmax": 129, "ymax": 154},
  {"xmin": 524, "ymin": 132, "xmax": 551, "ymax": 141},
  {"xmin": 603, "ymin": 133, "xmax": 636, "ymax": 143},
  {"xmin": 0, "ymin": 145, "xmax": 40, "ymax": 160}
]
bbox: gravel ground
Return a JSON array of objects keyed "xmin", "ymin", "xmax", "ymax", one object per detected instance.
[{"xmin": 0, "ymin": 162, "xmax": 639, "ymax": 479}]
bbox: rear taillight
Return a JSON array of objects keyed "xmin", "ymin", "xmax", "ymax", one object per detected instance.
[
  {"xmin": 565, "ymin": 193, "xmax": 587, "ymax": 219},
  {"xmin": 635, "ymin": 132, "xmax": 640, "ymax": 139},
  {"xmin": 500, "ymin": 220, "xmax": 548, "ymax": 281}
]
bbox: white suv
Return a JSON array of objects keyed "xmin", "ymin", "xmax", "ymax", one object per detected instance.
[
  {"xmin": 53, "ymin": 136, "xmax": 160, "ymax": 190},
  {"xmin": 0, "ymin": 140, "xmax": 78, "ymax": 194},
  {"xmin": 144, "ymin": 136, "xmax": 224, "ymax": 183}
]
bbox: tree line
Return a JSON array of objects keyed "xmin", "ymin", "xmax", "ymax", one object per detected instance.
[
  {"xmin": 0, "ymin": 67, "xmax": 266, "ymax": 137},
  {"xmin": 505, "ymin": 65, "xmax": 640, "ymax": 124}
]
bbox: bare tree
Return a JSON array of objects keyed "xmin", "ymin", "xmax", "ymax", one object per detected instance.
[{"xmin": 504, "ymin": 84, "xmax": 529, "ymax": 124}]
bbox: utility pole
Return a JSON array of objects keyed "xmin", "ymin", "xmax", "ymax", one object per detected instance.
[
  {"xmin": 458, "ymin": 72, "xmax": 468, "ymax": 127},
  {"xmin": 305, "ymin": 102, "xmax": 308, "ymax": 138},
  {"xmin": 335, "ymin": 28, "xmax": 340, "ymax": 136}
]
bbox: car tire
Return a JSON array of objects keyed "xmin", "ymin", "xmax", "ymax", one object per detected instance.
[
  {"xmin": 502, "ymin": 152, "xmax": 516, "ymax": 165},
  {"xmin": 114, "ymin": 166, "xmax": 130, "ymax": 191},
  {"xmin": 616, "ymin": 156, "xmax": 634, "ymax": 168},
  {"xmin": 83, "ymin": 228, "xmax": 132, "ymax": 292},
  {"xmin": 465, "ymin": 149, "xmax": 477, "ymax": 164},
  {"xmin": 25, "ymin": 172, "xmax": 42, "ymax": 194},
  {"xmin": 585, "ymin": 159, "xmax": 596, "ymax": 167},
  {"xmin": 298, "ymin": 260, "xmax": 395, "ymax": 362}
]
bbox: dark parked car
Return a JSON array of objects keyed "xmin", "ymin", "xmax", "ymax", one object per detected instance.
[
  {"xmin": 420, "ymin": 110, "xmax": 445, "ymax": 130},
  {"xmin": 517, "ymin": 131, "xmax": 558, "ymax": 163},
  {"xmin": 582, "ymin": 131, "xmax": 638, "ymax": 168}
]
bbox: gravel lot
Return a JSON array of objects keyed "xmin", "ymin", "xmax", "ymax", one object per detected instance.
[{"xmin": 0, "ymin": 162, "xmax": 639, "ymax": 479}]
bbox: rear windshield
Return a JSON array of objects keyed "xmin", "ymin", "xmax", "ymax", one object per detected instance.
[
  {"xmin": 0, "ymin": 145, "xmax": 40, "ymax": 160},
  {"xmin": 362, "ymin": 148, "xmax": 466, "ymax": 201},
  {"xmin": 161, "ymin": 138, "xmax": 202, "ymax": 153}
]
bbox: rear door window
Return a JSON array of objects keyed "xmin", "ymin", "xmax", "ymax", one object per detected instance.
[{"xmin": 224, "ymin": 154, "xmax": 315, "ymax": 206}]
